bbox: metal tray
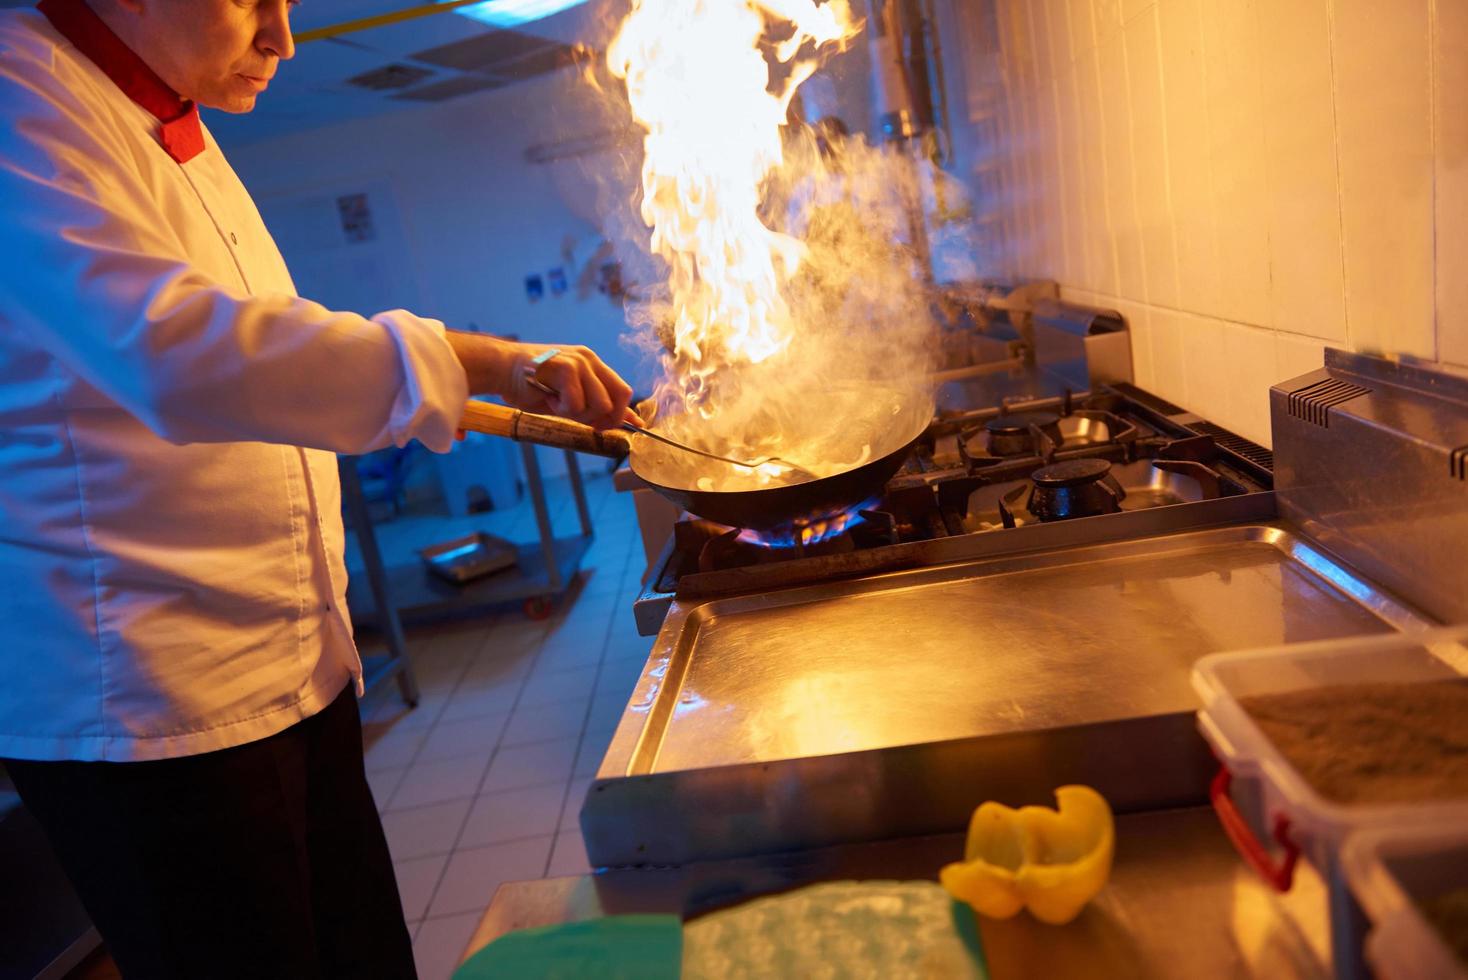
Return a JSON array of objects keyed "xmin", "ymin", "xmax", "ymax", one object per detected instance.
[
  {"xmin": 420, "ymin": 531, "xmax": 518, "ymax": 584},
  {"xmin": 582, "ymin": 523, "xmax": 1431, "ymax": 867}
]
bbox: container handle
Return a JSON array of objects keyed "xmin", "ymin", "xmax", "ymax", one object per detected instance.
[{"xmin": 1210, "ymin": 765, "xmax": 1300, "ymax": 892}]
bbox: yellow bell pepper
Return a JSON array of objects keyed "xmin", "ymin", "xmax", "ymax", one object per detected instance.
[{"xmin": 939, "ymin": 784, "xmax": 1114, "ymax": 925}]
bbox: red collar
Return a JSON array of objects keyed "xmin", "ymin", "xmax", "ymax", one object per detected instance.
[{"xmin": 38, "ymin": 0, "xmax": 204, "ymax": 163}]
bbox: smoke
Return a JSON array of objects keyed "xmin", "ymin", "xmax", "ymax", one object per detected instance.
[
  {"xmin": 584, "ymin": 0, "xmax": 938, "ymax": 489},
  {"xmin": 637, "ymin": 129, "xmax": 937, "ymax": 488}
]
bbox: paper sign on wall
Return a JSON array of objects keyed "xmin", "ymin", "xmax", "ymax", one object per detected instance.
[{"xmin": 336, "ymin": 193, "xmax": 375, "ymax": 243}]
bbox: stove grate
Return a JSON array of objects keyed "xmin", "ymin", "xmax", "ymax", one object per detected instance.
[{"xmin": 1190, "ymin": 421, "xmax": 1274, "ymax": 472}]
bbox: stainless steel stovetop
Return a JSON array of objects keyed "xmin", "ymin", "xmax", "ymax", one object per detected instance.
[{"xmin": 632, "ymin": 381, "xmax": 1275, "ymax": 635}]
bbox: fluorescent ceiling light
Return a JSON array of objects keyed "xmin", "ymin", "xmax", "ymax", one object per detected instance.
[{"xmin": 452, "ymin": 0, "xmax": 588, "ymax": 28}]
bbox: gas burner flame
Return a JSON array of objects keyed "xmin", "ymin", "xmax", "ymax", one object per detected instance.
[{"xmin": 736, "ymin": 498, "xmax": 875, "ymax": 549}]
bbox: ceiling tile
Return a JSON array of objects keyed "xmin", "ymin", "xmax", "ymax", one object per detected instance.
[
  {"xmin": 272, "ymin": 37, "xmax": 396, "ymax": 87},
  {"xmin": 391, "ymin": 73, "xmax": 508, "ymax": 102},
  {"xmin": 494, "ymin": 41, "xmax": 579, "ymax": 80},
  {"xmin": 286, "ymin": 0, "xmax": 407, "ymax": 35},
  {"xmin": 345, "ymin": 63, "xmax": 438, "ymax": 91},
  {"xmin": 410, "ymin": 28, "xmax": 555, "ymax": 72},
  {"xmin": 329, "ymin": 8, "xmax": 496, "ymax": 60},
  {"xmin": 202, "ymin": 0, "xmax": 616, "ymax": 145}
]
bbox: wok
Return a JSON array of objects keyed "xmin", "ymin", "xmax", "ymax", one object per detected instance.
[{"xmin": 458, "ymin": 391, "xmax": 931, "ymax": 534}]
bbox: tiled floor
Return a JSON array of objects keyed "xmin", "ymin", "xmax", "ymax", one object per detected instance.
[{"xmin": 356, "ymin": 468, "xmax": 652, "ymax": 980}]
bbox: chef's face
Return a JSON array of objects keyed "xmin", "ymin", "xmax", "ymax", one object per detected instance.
[{"xmin": 135, "ymin": 0, "xmax": 297, "ymax": 113}]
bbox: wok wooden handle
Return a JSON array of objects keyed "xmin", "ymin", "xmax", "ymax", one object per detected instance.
[{"xmin": 458, "ymin": 401, "xmax": 632, "ymax": 459}]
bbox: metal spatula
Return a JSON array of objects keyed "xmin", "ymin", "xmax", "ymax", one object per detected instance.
[{"xmin": 523, "ymin": 354, "xmax": 813, "ymax": 476}]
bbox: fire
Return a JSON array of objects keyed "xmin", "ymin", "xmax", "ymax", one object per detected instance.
[
  {"xmin": 737, "ymin": 500, "xmax": 873, "ymax": 549},
  {"xmin": 607, "ymin": 0, "xmax": 857, "ymax": 415},
  {"xmin": 604, "ymin": 0, "xmax": 936, "ymax": 496}
]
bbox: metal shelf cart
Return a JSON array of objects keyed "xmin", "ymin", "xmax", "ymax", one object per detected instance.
[{"xmin": 343, "ymin": 444, "xmax": 596, "ymax": 632}]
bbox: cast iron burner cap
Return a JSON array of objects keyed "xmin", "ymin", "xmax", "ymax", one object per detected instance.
[
  {"xmin": 979, "ymin": 411, "xmax": 1064, "ymax": 459},
  {"xmin": 984, "ymin": 411, "xmax": 1061, "ymax": 436},
  {"xmin": 1031, "ymin": 458, "xmax": 1113, "ymax": 488},
  {"xmin": 1028, "ymin": 458, "xmax": 1125, "ymax": 522}
]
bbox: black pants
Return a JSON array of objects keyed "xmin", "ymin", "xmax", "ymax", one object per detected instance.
[{"xmin": 5, "ymin": 685, "xmax": 416, "ymax": 980}]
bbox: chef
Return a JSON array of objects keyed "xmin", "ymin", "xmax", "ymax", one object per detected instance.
[{"xmin": 0, "ymin": 0, "xmax": 634, "ymax": 976}]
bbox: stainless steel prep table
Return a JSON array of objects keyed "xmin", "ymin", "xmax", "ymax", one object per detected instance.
[{"xmin": 462, "ymin": 807, "xmax": 1334, "ymax": 979}]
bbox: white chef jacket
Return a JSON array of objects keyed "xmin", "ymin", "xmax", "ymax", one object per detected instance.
[{"xmin": 0, "ymin": 4, "xmax": 469, "ymax": 762}]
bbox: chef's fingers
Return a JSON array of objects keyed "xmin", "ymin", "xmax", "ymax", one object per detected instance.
[
  {"xmin": 556, "ymin": 347, "xmax": 619, "ymax": 428},
  {"xmin": 580, "ymin": 349, "xmax": 635, "ymax": 425},
  {"xmin": 623, "ymin": 407, "xmax": 646, "ymax": 428},
  {"xmin": 547, "ymin": 347, "xmax": 631, "ymax": 431},
  {"xmin": 520, "ymin": 345, "xmax": 632, "ymax": 428},
  {"xmin": 579, "ymin": 368, "xmax": 617, "ymax": 426},
  {"xmin": 544, "ymin": 363, "xmax": 587, "ymax": 419}
]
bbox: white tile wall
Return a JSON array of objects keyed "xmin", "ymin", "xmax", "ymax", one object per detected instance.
[
  {"xmin": 1331, "ymin": 0, "xmax": 1435, "ymax": 361},
  {"xmin": 1145, "ymin": 305, "xmax": 1189, "ymax": 408},
  {"xmin": 1078, "ymin": 45, "xmax": 1121, "ymax": 296},
  {"xmin": 1115, "ymin": 299, "xmax": 1155, "ymax": 390},
  {"xmin": 1069, "ymin": 0, "xmax": 1098, "ymax": 50},
  {"xmin": 1121, "ymin": 7, "xmax": 1178, "ymax": 309},
  {"xmin": 1436, "ymin": 0, "xmax": 1468, "ymax": 369},
  {"xmin": 1257, "ymin": 0, "xmax": 1346, "ymax": 343},
  {"xmin": 979, "ymin": 0, "xmax": 1467, "ymax": 443},
  {"xmin": 1098, "ymin": 30, "xmax": 1145, "ymax": 300},
  {"xmin": 1202, "ymin": 0, "xmax": 1272, "ymax": 330},
  {"xmin": 1219, "ymin": 322, "xmax": 1277, "ymax": 447},
  {"xmin": 1274, "ymin": 333, "xmax": 1328, "ymax": 390},
  {"xmin": 1120, "ymin": 0, "xmax": 1155, "ymax": 26},
  {"xmin": 1180, "ymin": 311, "xmax": 1230, "ymax": 427},
  {"xmin": 1094, "ymin": 0, "xmax": 1123, "ymax": 43},
  {"xmin": 1156, "ymin": 0, "xmax": 1221, "ymax": 317}
]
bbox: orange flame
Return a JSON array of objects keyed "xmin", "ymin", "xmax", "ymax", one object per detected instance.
[
  {"xmin": 607, "ymin": 0, "xmax": 857, "ymax": 414},
  {"xmin": 737, "ymin": 500, "xmax": 870, "ymax": 548}
]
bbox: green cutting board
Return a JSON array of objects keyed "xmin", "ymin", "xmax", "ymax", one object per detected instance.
[
  {"xmin": 456, "ymin": 881, "xmax": 988, "ymax": 979},
  {"xmin": 454, "ymin": 915, "xmax": 682, "ymax": 980}
]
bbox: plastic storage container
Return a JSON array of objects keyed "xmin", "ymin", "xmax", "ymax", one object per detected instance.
[
  {"xmin": 1343, "ymin": 825, "xmax": 1468, "ymax": 980},
  {"xmin": 1193, "ymin": 625, "xmax": 1468, "ymax": 886},
  {"xmin": 1193, "ymin": 625, "xmax": 1468, "ymax": 978}
]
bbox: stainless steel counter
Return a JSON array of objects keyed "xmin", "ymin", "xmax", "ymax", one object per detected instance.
[
  {"xmin": 463, "ymin": 807, "xmax": 1334, "ymax": 979},
  {"xmin": 583, "ymin": 519, "xmax": 1429, "ymax": 867},
  {"xmin": 634, "ymin": 526, "xmax": 1403, "ymax": 774}
]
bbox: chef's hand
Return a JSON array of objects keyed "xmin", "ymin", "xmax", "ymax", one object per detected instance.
[
  {"xmin": 506, "ymin": 342, "xmax": 642, "ymax": 431},
  {"xmin": 445, "ymin": 333, "xmax": 637, "ymax": 431}
]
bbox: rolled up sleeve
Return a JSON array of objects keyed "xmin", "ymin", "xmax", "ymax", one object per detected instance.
[{"xmin": 373, "ymin": 309, "xmax": 468, "ymax": 453}]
